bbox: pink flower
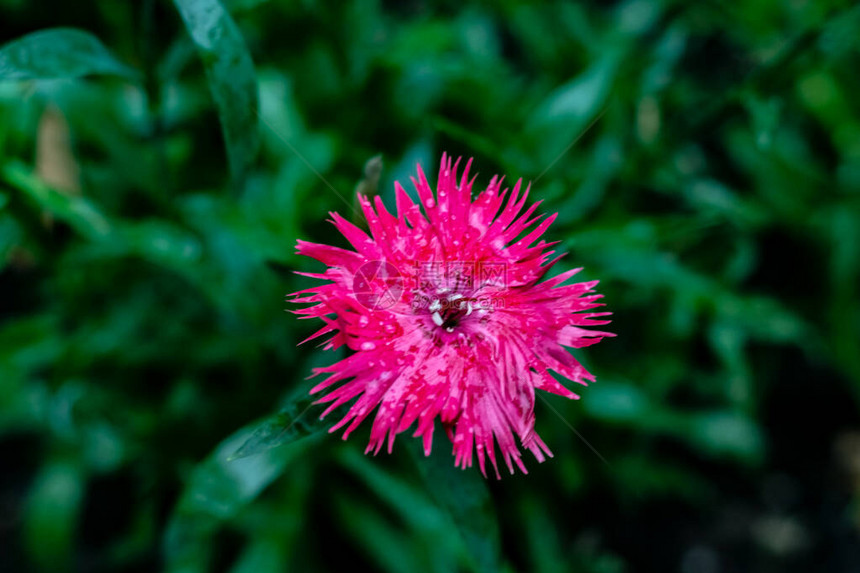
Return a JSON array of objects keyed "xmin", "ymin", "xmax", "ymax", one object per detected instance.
[{"xmin": 290, "ymin": 154, "xmax": 613, "ymax": 478}]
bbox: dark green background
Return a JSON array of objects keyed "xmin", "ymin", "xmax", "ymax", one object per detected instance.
[{"xmin": 1, "ymin": 0, "xmax": 859, "ymax": 571}]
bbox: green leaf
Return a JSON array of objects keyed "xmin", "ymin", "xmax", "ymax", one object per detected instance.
[
  {"xmin": 583, "ymin": 381, "xmax": 649, "ymax": 423},
  {"xmin": 526, "ymin": 45, "xmax": 622, "ymax": 168},
  {"xmin": 229, "ymin": 393, "xmax": 329, "ymax": 460},
  {"xmin": 228, "ymin": 535, "xmax": 289, "ymax": 573},
  {"xmin": 0, "ymin": 212, "xmax": 22, "ymax": 270},
  {"xmin": 165, "ymin": 422, "xmax": 319, "ymax": 573},
  {"xmin": 24, "ymin": 460, "xmax": 85, "ymax": 572},
  {"xmin": 338, "ymin": 446, "xmax": 465, "ymax": 571},
  {"xmin": 0, "ymin": 28, "xmax": 136, "ymax": 80},
  {"xmin": 224, "ymin": 0, "xmax": 270, "ymax": 11},
  {"xmin": 519, "ymin": 494, "xmax": 567, "ymax": 573},
  {"xmin": 339, "ymin": 446, "xmax": 448, "ymax": 532},
  {"xmin": 610, "ymin": 455, "xmax": 713, "ymax": 504},
  {"xmin": 172, "ymin": 0, "xmax": 260, "ymax": 185},
  {"xmin": 688, "ymin": 411, "xmax": 765, "ymax": 464},
  {"xmin": 181, "ymin": 438, "xmax": 285, "ymax": 521},
  {"xmin": 411, "ymin": 441, "xmax": 502, "ymax": 573},
  {"xmin": 4, "ymin": 162, "xmax": 210, "ymax": 275},
  {"xmin": 333, "ymin": 492, "xmax": 425, "ymax": 573},
  {"xmin": 3, "ymin": 162, "xmax": 113, "ymax": 239},
  {"xmin": 0, "ymin": 314, "xmax": 62, "ymax": 372},
  {"xmin": 682, "ymin": 179, "xmax": 769, "ymax": 229},
  {"xmin": 116, "ymin": 220, "xmax": 203, "ymax": 268},
  {"xmin": 712, "ymin": 293, "xmax": 806, "ymax": 345}
]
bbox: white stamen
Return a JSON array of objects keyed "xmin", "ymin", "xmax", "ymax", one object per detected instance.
[
  {"xmin": 429, "ymin": 299, "xmax": 442, "ymax": 312},
  {"xmin": 431, "ymin": 311, "xmax": 444, "ymax": 327}
]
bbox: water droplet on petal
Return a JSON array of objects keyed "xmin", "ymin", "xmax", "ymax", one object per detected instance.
[{"xmin": 361, "ymin": 341, "xmax": 376, "ymax": 351}]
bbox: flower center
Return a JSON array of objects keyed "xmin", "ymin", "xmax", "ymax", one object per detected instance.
[{"xmin": 429, "ymin": 294, "xmax": 473, "ymax": 333}]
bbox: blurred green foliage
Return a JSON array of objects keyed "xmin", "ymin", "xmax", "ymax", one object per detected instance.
[{"xmin": 1, "ymin": 0, "xmax": 860, "ymax": 572}]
